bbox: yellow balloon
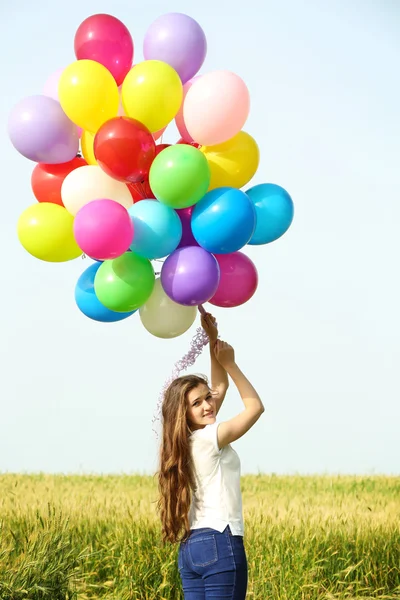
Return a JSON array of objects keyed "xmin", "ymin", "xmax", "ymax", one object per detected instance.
[
  {"xmin": 59, "ymin": 60, "xmax": 119, "ymax": 133},
  {"xmin": 81, "ymin": 131, "xmax": 97, "ymax": 165},
  {"xmin": 201, "ymin": 131, "xmax": 260, "ymax": 190},
  {"xmin": 121, "ymin": 60, "xmax": 183, "ymax": 133},
  {"xmin": 17, "ymin": 203, "xmax": 82, "ymax": 262}
]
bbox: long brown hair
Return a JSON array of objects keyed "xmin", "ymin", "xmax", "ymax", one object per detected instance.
[{"xmin": 157, "ymin": 374, "xmax": 208, "ymax": 544}]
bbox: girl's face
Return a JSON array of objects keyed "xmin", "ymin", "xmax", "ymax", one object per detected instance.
[{"xmin": 186, "ymin": 383, "xmax": 216, "ymax": 430}]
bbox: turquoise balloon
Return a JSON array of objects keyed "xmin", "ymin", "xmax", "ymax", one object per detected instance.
[
  {"xmin": 128, "ymin": 200, "xmax": 182, "ymax": 259},
  {"xmin": 192, "ymin": 187, "xmax": 256, "ymax": 254},
  {"xmin": 246, "ymin": 183, "xmax": 294, "ymax": 245}
]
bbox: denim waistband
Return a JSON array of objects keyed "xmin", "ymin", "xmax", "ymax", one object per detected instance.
[{"xmin": 188, "ymin": 525, "xmax": 241, "ymax": 538}]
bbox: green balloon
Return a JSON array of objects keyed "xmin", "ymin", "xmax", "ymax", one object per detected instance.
[
  {"xmin": 149, "ymin": 144, "xmax": 210, "ymax": 209},
  {"xmin": 94, "ymin": 252, "xmax": 155, "ymax": 313}
]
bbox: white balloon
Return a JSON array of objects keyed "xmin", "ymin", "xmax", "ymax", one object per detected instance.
[
  {"xmin": 61, "ymin": 165, "xmax": 133, "ymax": 216},
  {"xmin": 140, "ymin": 279, "xmax": 197, "ymax": 338}
]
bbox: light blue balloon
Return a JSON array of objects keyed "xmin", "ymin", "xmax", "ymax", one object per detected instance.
[
  {"xmin": 128, "ymin": 200, "xmax": 182, "ymax": 260},
  {"xmin": 246, "ymin": 184, "xmax": 294, "ymax": 245},
  {"xmin": 75, "ymin": 263, "xmax": 136, "ymax": 323},
  {"xmin": 192, "ymin": 187, "xmax": 256, "ymax": 254}
]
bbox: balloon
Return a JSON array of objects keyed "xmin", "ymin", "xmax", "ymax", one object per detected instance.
[
  {"xmin": 177, "ymin": 138, "xmax": 201, "ymax": 149},
  {"xmin": 127, "ymin": 181, "xmax": 155, "ymax": 202},
  {"xmin": 192, "ymin": 187, "xmax": 256, "ymax": 254},
  {"xmin": 175, "ymin": 77, "xmax": 200, "ymax": 142},
  {"xmin": 74, "ymin": 199, "xmax": 134, "ymax": 260},
  {"xmin": 153, "ymin": 126, "xmax": 167, "ymax": 141},
  {"xmin": 75, "ymin": 262, "xmax": 136, "ymax": 322},
  {"xmin": 140, "ymin": 279, "xmax": 197, "ymax": 338},
  {"xmin": 81, "ymin": 131, "xmax": 97, "ymax": 165},
  {"xmin": 43, "ymin": 67, "xmax": 65, "ymax": 101},
  {"xmin": 246, "ymin": 183, "xmax": 294, "ymax": 245},
  {"xmin": 17, "ymin": 203, "xmax": 82, "ymax": 262},
  {"xmin": 8, "ymin": 95, "xmax": 79, "ymax": 164},
  {"xmin": 58, "ymin": 60, "xmax": 119, "ymax": 133},
  {"xmin": 94, "ymin": 117, "xmax": 156, "ymax": 183},
  {"xmin": 176, "ymin": 206, "xmax": 199, "ymax": 248},
  {"xmin": 94, "ymin": 252, "xmax": 155, "ymax": 312},
  {"xmin": 201, "ymin": 131, "xmax": 260, "ymax": 190},
  {"xmin": 149, "ymin": 144, "xmax": 210, "ymax": 209},
  {"xmin": 74, "ymin": 14, "xmax": 134, "ymax": 86},
  {"xmin": 128, "ymin": 200, "xmax": 182, "ymax": 259},
  {"xmin": 161, "ymin": 246, "xmax": 220, "ymax": 306},
  {"xmin": 31, "ymin": 157, "xmax": 87, "ymax": 206},
  {"xmin": 183, "ymin": 71, "xmax": 250, "ymax": 145},
  {"xmin": 155, "ymin": 143, "xmax": 171, "ymax": 155},
  {"xmin": 143, "ymin": 13, "xmax": 206, "ymax": 84},
  {"xmin": 121, "ymin": 61, "xmax": 183, "ymax": 133},
  {"xmin": 61, "ymin": 165, "xmax": 132, "ymax": 216},
  {"xmin": 209, "ymin": 252, "xmax": 258, "ymax": 308}
]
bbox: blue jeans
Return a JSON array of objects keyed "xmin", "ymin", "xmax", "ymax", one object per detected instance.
[{"xmin": 178, "ymin": 526, "xmax": 248, "ymax": 599}]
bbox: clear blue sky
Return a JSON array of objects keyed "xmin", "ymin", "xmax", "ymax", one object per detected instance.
[{"xmin": 1, "ymin": 0, "xmax": 399, "ymax": 476}]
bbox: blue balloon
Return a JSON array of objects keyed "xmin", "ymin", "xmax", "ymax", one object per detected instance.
[
  {"xmin": 246, "ymin": 184, "xmax": 294, "ymax": 245},
  {"xmin": 128, "ymin": 200, "xmax": 182, "ymax": 260},
  {"xmin": 75, "ymin": 263, "xmax": 136, "ymax": 323},
  {"xmin": 192, "ymin": 187, "xmax": 256, "ymax": 254}
]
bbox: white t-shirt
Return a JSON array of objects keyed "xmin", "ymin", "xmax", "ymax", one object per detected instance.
[{"xmin": 188, "ymin": 421, "xmax": 244, "ymax": 536}]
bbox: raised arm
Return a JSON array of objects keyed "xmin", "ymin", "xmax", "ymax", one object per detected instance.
[
  {"xmin": 201, "ymin": 312, "xmax": 229, "ymax": 414},
  {"xmin": 214, "ymin": 341, "xmax": 265, "ymax": 448}
]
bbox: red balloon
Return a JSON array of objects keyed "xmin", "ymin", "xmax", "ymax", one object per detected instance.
[
  {"xmin": 155, "ymin": 143, "xmax": 171, "ymax": 156},
  {"xmin": 177, "ymin": 138, "xmax": 201, "ymax": 149},
  {"xmin": 74, "ymin": 14, "xmax": 134, "ymax": 86},
  {"xmin": 31, "ymin": 156, "xmax": 87, "ymax": 206},
  {"xmin": 94, "ymin": 117, "xmax": 156, "ymax": 184},
  {"xmin": 127, "ymin": 181, "xmax": 155, "ymax": 202},
  {"xmin": 209, "ymin": 252, "xmax": 258, "ymax": 308}
]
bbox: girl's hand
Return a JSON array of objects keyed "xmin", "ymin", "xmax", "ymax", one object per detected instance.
[
  {"xmin": 214, "ymin": 340, "xmax": 235, "ymax": 368},
  {"xmin": 201, "ymin": 312, "xmax": 218, "ymax": 343}
]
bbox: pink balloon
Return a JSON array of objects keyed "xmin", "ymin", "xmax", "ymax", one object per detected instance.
[
  {"xmin": 74, "ymin": 14, "xmax": 134, "ymax": 86},
  {"xmin": 43, "ymin": 68, "xmax": 64, "ymax": 102},
  {"xmin": 74, "ymin": 199, "xmax": 134, "ymax": 261},
  {"xmin": 153, "ymin": 126, "xmax": 167, "ymax": 141},
  {"xmin": 183, "ymin": 71, "xmax": 250, "ymax": 146},
  {"xmin": 175, "ymin": 76, "xmax": 200, "ymax": 143},
  {"xmin": 209, "ymin": 252, "xmax": 258, "ymax": 308}
]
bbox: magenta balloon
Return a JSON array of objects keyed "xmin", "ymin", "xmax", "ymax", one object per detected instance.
[
  {"xmin": 8, "ymin": 95, "xmax": 79, "ymax": 164},
  {"xmin": 209, "ymin": 252, "xmax": 258, "ymax": 308},
  {"xmin": 143, "ymin": 13, "xmax": 207, "ymax": 84},
  {"xmin": 74, "ymin": 14, "xmax": 134, "ymax": 86},
  {"xmin": 176, "ymin": 206, "xmax": 199, "ymax": 248},
  {"xmin": 74, "ymin": 199, "xmax": 134, "ymax": 261},
  {"xmin": 161, "ymin": 246, "xmax": 220, "ymax": 306}
]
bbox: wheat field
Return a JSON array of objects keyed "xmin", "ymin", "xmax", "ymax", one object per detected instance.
[{"xmin": 0, "ymin": 474, "xmax": 399, "ymax": 599}]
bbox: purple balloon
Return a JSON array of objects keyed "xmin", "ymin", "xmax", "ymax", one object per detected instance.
[
  {"xmin": 8, "ymin": 95, "xmax": 79, "ymax": 164},
  {"xmin": 143, "ymin": 13, "xmax": 207, "ymax": 84},
  {"xmin": 161, "ymin": 246, "xmax": 220, "ymax": 306},
  {"xmin": 176, "ymin": 206, "xmax": 199, "ymax": 248}
]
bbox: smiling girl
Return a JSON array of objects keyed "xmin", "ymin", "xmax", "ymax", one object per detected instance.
[{"xmin": 157, "ymin": 313, "xmax": 264, "ymax": 599}]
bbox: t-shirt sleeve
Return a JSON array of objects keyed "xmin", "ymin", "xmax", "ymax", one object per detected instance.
[{"xmin": 196, "ymin": 422, "xmax": 221, "ymax": 453}]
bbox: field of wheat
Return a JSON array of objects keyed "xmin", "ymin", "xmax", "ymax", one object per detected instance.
[{"xmin": 0, "ymin": 473, "xmax": 398, "ymax": 599}]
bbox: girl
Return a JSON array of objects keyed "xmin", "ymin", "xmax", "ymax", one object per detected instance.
[{"xmin": 157, "ymin": 313, "xmax": 264, "ymax": 599}]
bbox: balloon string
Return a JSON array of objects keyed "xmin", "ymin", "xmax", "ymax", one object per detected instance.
[{"xmin": 152, "ymin": 305, "xmax": 210, "ymax": 440}]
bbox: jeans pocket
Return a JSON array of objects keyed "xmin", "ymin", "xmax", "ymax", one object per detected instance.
[{"xmin": 188, "ymin": 534, "xmax": 218, "ymax": 567}]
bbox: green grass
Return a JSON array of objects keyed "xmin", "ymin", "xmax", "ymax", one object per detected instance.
[{"xmin": 0, "ymin": 474, "xmax": 399, "ymax": 599}]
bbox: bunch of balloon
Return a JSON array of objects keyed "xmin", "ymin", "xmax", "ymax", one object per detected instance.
[{"xmin": 8, "ymin": 12, "xmax": 294, "ymax": 338}]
